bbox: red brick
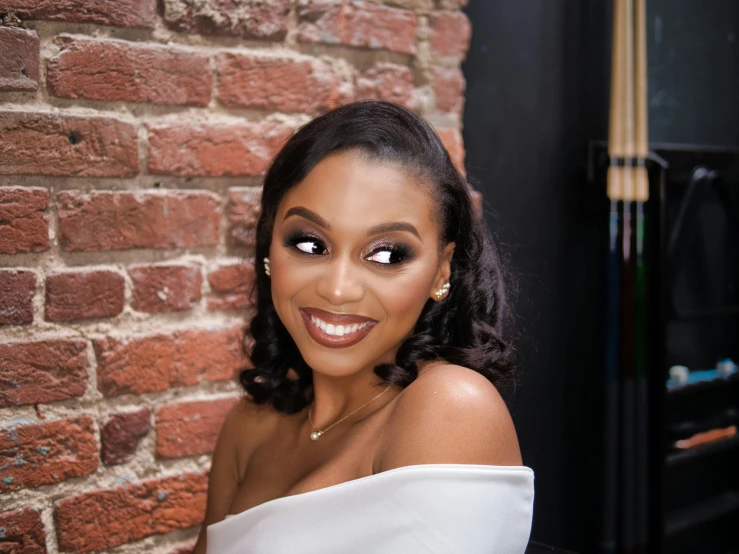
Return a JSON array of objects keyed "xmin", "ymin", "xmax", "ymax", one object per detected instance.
[
  {"xmin": 47, "ymin": 38, "xmax": 212, "ymax": 106},
  {"xmin": 0, "ymin": 27, "xmax": 40, "ymax": 92},
  {"xmin": 148, "ymin": 122, "xmax": 292, "ymax": 177},
  {"xmin": 45, "ymin": 270, "xmax": 125, "ymax": 322},
  {"xmin": 95, "ymin": 327, "xmax": 248, "ymax": 397},
  {"xmin": 163, "ymin": 0, "xmax": 289, "ymax": 40},
  {"xmin": 129, "ymin": 265, "xmax": 202, "ymax": 313},
  {"xmin": 54, "ymin": 472, "xmax": 207, "ymax": 553},
  {"xmin": 0, "ymin": 507, "xmax": 46, "ymax": 554},
  {"xmin": 156, "ymin": 397, "xmax": 238, "ymax": 458},
  {"xmin": 0, "ymin": 112, "xmax": 138, "ymax": 177},
  {"xmin": 356, "ymin": 62, "xmax": 415, "ymax": 107},
  {"xmin": 207, "ymin": 263, "xmax": 254, "ymax": 294},
  {"xmin": 0, "ymin": 270, "xmax": 36, "ymax": 326},
  {"xmin": 0, "ymin": 417, "xmax": 98, "ymax": 493},
  {"xmin": 217, "ymin": 53, "xmax": 349, "ymax": 113},
  {"xmin": 57, "ymin": 191, "xmax": 220, "ymax": 252},
  {"xmin": 206, "ymin": 262, "xmax": 254, "ymax": 311},
  {"xmin": 101, "ymin": 408, "xmax": 151, "ymax": 466},
  {"xmin": 428, "ymin": 11, "xmax": 471, "ymax": 60},
  {"xmin": 430, "ymin": 66, "xmax": 465, "ymax": 114},
  {"xmin": 0, "ymin": 188, "xmax": 49, "ymax": 254},
  {"xmin": 436, "ymin": 128, "xmax": 465, "ymax": 172},
  {"xmin": 297, "ymin": 1, "xmax": 417, "ymax": 56},
  {"xmin": 226, "ymin": 187, "xmax": 260, "ymax": 247},
  {"xmin": 1, "ymin": 0, "xmax": 157, "ymax": 28},
  {"xmin": 0, "ymin": 340, "xmax": 88, "ymax": 408}
]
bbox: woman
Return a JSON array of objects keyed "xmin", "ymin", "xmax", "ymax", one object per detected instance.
[{"xmin": 195, "ymin": 101, "xmax": 534, "ymax": 553}]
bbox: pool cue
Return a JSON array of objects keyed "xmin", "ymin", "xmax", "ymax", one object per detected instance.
[
  {"xmin": 602, "ymin": 0, "xmax": 627, "ymax": 551},
  {"xmin": 633, "ymin": 0, "xmax": 650, "ymax": 550},
  {"xmin": 619, "ymin": 0, "xmax": 638, "ymax": 551}
]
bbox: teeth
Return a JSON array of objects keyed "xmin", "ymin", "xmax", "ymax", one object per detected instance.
[{"xmin": 309, "ymin": 315, "xmax": 370, "ymax": 336}]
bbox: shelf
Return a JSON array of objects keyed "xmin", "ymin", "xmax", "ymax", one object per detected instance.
[
  {"xmin": 667, "ymin": 434, "xmax": 739, "ymax": 467},
  {"xmin": 665, "ymin": 491, "xmax": 739, "ymax": 538}
]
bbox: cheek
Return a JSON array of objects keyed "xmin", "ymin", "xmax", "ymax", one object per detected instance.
[
  {"xmin": 268, "ymin": 251, "xmax": 309, "ymax": 326},
  {"xmin": 372, "ymin": 269, "xmax": 434, "ymax": 328}
]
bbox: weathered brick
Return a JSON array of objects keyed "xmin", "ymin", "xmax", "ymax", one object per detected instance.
[
  {"xmin": 428, "ymin": 11, "xmax": 471, "ymax": 60},
  {"xmin": 0, "ymin": 507, "xmax": 47, "ymax": 554},
  {"xmin": 147, "ymin": 122, "xmax": 292, "ymax": 177},
  {"xmin": 54, "ymin": 472, "xmax": 207, "ymax": 553},
  {"xmin": 206, "ymin": 262, "xmax": 254, "ymax": 311},
  {"xmin": 436, "ymin": 128, "xmax": 465, "ymax": 172},
  {"xmin": 156, "ymin": 398, "xmax": 238, "ymax": 459},
  {"xmin": 297, "ymin": 1, "xmax": 418, "ymax": 56},
  {"xmin": 217, "ymin": 53, "xmax": 349, "ymax": 113},
  {"xmin": 47, "ymin": 37, "xmax": 212, "ymax": 106},
  {"xmin": 430, "ymin": 66, "xmax": 465, "ymax": 114},
  {"xmin": 95, "ymin": 328, "xmax": 248, "ymax": 397},
  {"xmin": 57, "ymin": 191, "xmax": 221, "ymax": 252},
  {"xmin": 226, "ymin": 187, "xmax": 260, "ymax": 248},
  {"xmin": 0, "ymin": 270, "xmax": 36, "ymax": 326},
  {"xmin": 0, "ymin": 187, "xmax": 49, "ymax": 254},
  {"xmin": 0, "ymin": 27, "xmax": 40, "ymax": 92},
  {"xmin": 0, "ymin": 112, "xmax": 139, "ymax": 177},
  {"xmin": 163, "ymin": 0, "xmax": 289, "ymax": 40},
  {"xmin": 1, "ymin": 0, "xmax": 157, "ymax": 28},
  {"xmin": 0, "ymin": 340, "xmax": 88, "ymax": 408},
  {"xmin": 45, "ymin": 270, "xmax": 125, "ymax": 322},
  {"xmin": 356, "ymin": 62, "xmax": 414, "ymax": 106},
  {"xmin": 207, "ymin": 263, "xmax": 254, "ymax": 294},
  {"xmin": 129, "ymin": 265, "xmax": 202, "ymax": 313},
  {"xmin": 100, "ymin": 408, "xmax": 151, "ymax": 466},
  {"xmin": 0, "ymin": 417, "xmax": 98, "ymax": 493}
]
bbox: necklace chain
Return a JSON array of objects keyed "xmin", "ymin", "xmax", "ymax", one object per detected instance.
[{"xmin": 308, "ymin": 385, "xmax": 392, "ymax": 441}]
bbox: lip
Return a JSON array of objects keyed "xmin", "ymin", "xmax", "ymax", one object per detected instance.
[{"xmin": 300, "ymin": 308, "xmax": 377, "ymax": 349}]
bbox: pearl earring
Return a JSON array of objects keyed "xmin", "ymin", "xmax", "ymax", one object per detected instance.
[
  {"xmin": 263, "ymin": 257, "xmax": 271, "ymax": 277},
  {"xmin": 434, "ymin": 282, "xmax": 450, "ymax": 299}
]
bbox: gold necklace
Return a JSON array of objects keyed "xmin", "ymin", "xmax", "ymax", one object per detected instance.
[{"xmin": 308, "ymin": 385, "xmax": 392, "ymax": 441}]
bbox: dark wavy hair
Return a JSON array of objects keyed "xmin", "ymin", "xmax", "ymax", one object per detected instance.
[{"xmin": 240, "ymin": 100, "xmax": 515, "ymax": 414}]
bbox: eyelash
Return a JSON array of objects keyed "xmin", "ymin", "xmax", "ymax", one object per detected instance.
[{"xmin": 283, "ymin": 232, "xmax": 415, "ymax": 266}]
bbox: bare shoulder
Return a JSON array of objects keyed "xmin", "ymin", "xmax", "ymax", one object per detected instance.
[
  {"xmin": 377, "ymin": 364, "xmax": 522, "ymax": 472},
  {"xmin": 192, "ymin": 396, "xmax": 280, "ymax": 554}
]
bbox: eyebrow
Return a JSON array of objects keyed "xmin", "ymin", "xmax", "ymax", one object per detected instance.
[
  {"xmin": 284, "ymin": 206, "xmax": 331, "ymax": 230},
  {"xmin": 283, "ymin": 206, "xmax": 422, "ymax": 240},
  {"xmin": 366, "ymin": 222, "xmax": 421, "ymax": 240}
]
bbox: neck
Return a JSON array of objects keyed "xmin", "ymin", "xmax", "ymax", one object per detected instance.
[{"xmin": 308, "ymin": 368, "xmax": 391, "ymax": 430}]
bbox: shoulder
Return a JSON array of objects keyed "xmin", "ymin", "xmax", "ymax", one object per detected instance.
[
  {"xmin": 377, "ymin": 363, "xmax": 522, "ymax": 471},
  {"xmin": 217, "ymin": 396, "xmax": 281, "ymax": 463}
]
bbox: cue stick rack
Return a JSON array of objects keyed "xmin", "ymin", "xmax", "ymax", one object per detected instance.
[{"xmin": 587, "ymin": 141, "xmax": 739, "ymax": 554}]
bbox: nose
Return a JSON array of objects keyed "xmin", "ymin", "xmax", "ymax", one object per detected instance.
[{"xmin": 315, "ymin": 257, "xmax": 365, "ymax": 306}]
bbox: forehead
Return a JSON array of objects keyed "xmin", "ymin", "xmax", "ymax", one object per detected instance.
[{"xmin": 277, "ymin": 150, "xmax": 438, "ymax": 234}]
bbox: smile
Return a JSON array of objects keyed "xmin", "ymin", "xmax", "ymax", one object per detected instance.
[{"xmin": 300, "ymin": 308, "xmax": 377, "ymax": 349}]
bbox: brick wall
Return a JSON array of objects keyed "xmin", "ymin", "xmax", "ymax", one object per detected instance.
[{"xmin": 0, "ymin": 1, "xmax": 471, "ymax": 552}]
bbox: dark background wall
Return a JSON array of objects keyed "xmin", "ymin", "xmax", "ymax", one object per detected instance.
[{"xmin": 461, "ymin": 1, "xmax": 739, "ymax": 551}]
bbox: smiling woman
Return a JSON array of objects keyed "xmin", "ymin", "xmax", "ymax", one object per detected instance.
[{"xmin": 194, "ymin": 101, "xmax": 534, "ymax": 554}]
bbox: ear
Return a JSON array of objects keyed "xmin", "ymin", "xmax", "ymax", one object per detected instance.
[{"xmin": 429, "ymin": 242, "xmax": 456, "ymax": 301}]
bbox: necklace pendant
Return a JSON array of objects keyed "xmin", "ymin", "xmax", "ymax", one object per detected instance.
[{"xmin": 310, "ymin": 430, "xmax": 322, "ymax": 441}]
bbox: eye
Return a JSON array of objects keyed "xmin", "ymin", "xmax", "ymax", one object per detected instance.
[
  {"xmin": 365, "ymin": 245, "xmax": 414, "ymax": 265},
  {"xmin": 295, "ymin": 239, "xmax": 326, "ymax": 255},
  {"xmin": 284, "ymin": 232, "xmax": 328, "ymax": 256}
]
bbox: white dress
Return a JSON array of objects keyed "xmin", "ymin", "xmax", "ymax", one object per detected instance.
[{"xmin": 207, "ymin": 464, "xmax": 535, "ymax": 553}]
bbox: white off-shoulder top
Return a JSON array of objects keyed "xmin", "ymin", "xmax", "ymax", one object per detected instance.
[{"xmin": 207, "ymin": 464, "xmax": 535, "ymax": 553}]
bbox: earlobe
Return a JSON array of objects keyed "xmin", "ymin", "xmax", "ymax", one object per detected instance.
[{"xmin": 430, "ymin": 242, "xmax": 456, "ymax": 301}]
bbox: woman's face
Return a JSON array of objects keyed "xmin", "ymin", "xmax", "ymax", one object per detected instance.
[{"xmin": 269, "ymin": 149, "xmax": 455, "ymax": 379}]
